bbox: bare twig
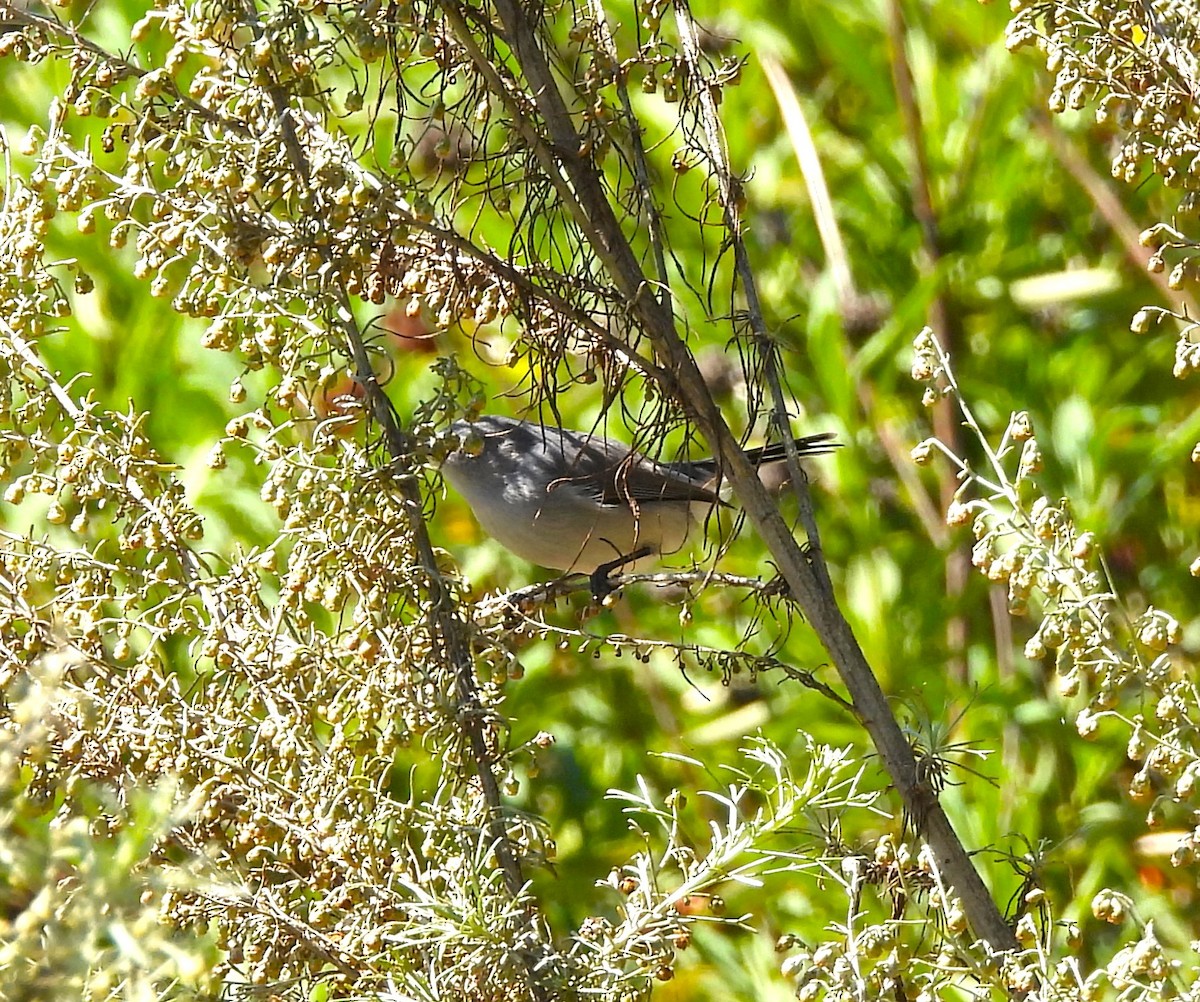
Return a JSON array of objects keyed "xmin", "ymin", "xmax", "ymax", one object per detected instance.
[
  {"xmin": 675, "ymin": 0, "xmax": 1013, "ymax": 951},
  {"xmin": 477, "ymin": 578, "xmax": 858, "ymax": 715},
  {"xmin": 476, "ymin": 568, "xmax": 791, "ymax": 612},
  {"xmin": 588, "ymin": 0, "xmax": 674, "ymax": 320}
]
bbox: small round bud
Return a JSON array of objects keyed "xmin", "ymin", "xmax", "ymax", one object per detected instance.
[
  {"xmin": 1014, "ymin": 913, "xmax": 1037, "ymax": 943},
  {"xmin": 911, "ymin": 440, "xmax": 934, "ymax": 465},
  {"xmin": 1071, "ymin": 532, "xmax": 1095, "ymax": 560},
  {"xmin": 780, "ymin": 954, "xmax": 807, "ymax": 978},
  {"xmin": 1091, "ymin": 889, "xmax": 1128, "ymax": 924},
  {"xmin": 946, "ymin": 899, "xmax": 967, "ymax": 934},
  {"xmin": 946, "ymin": 501, "xmax": 971, "ymax": 526},
  {"xmin": 911, "ymin": 356, "xmax": 935, "ymax": 381},
  {"xmin": 1155, "ymin": 694, "xmax": 1182, "ymax": 722},
  {"xmin": 1017, "ymin": 438, "xmax": 1043, "ymax": 479}
]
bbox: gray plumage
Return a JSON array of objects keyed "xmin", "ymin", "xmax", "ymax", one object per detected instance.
[{"xmin": 441, "ymin": 414, "xmax": 836, "ymax": 576}]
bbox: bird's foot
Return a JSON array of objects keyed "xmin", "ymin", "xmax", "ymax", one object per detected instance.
[{"xmin": 588, "ymin": 546, "xmax": 653, "ymax": 602}]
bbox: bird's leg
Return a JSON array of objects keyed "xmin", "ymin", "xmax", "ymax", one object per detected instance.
[{"xmin": 589, "ymin": 545, "xmax": 653, "ymax": 601}]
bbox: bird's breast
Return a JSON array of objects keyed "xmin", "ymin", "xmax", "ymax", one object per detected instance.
[{"xmin": 444, "ymin": 455, "xmax": 697, "ymax": 572}]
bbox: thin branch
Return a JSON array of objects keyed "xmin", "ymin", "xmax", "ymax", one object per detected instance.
[
  {"xmin": 240, "ymin": 7, "xmax": 552, "ymax": 998},
  {"xmin": 677, "ymin": 0, "xmax": 1016, "ymax": 956},
  {"xmin": 776, "ymin": 663, "xmax": 859, "ymax": 716},
  {"xmin": 476, "ymin": 568, "xmax": 791, "ymax": 611},
  {"xmin": 0, "ymin": 318, "xmax": 218, "ymax": 607},
  {"xmin": 0, "ymin": 2, "xmax": 254, "ymax": 139},
  {"xmin": 671, "ymin": 2, "xmax": 828, "ymax": 578},
  {"xmin": 588, "ymin": 0, "xmax": 675, "ymax": 320}
]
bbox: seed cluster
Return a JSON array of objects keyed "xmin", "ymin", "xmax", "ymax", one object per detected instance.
[{"xmin": 0, "ymin": 0, "xmax": 812, "ymax": 996}]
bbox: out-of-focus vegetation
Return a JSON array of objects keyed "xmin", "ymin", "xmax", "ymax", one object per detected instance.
[{"xmin": 0, "ymin": 0, "xmax": 1198, "ymax": 998}]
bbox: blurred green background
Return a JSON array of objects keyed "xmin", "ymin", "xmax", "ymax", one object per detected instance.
[{"xmin": 2, "ymin": 0, "xmax": 1195, "ymax": 996}]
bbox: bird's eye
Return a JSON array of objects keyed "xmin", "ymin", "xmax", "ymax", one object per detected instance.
[{"xmin": 462, "ymin": 430, "xmax": 485, "ymax": 457}]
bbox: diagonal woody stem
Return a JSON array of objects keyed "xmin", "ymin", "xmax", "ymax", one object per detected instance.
[{"xmin": 465, "ymin": 0, "xmax": 1019, "ymax": 956}]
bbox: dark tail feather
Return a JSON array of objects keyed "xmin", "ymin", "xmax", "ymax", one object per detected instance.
[
  {"xmin": 742, "ymin": 432, "xmax": 840, "ymax": 466},
  {"xmin": 684, "ymin": 432, "xmax": 840, "ymax": 478}
]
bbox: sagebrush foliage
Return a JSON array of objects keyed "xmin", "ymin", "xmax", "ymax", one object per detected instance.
[{"xmin": 0, "ymin": 0, "xmax": 879, "ymax": 998}]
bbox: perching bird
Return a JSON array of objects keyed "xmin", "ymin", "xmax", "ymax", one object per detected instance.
[{"xmin": 441, "ymin": 415, "xmax": 837, "ymax": 595}]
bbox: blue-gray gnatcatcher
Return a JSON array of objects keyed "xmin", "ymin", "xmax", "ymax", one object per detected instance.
[{"xmin": 441, "ymin": 415, "xmax": 837, "ymax": 593}]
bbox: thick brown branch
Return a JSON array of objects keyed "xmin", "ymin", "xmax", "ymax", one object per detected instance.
[{"xmin": 485, "ymin": 0, "xmax": 1017, "ymax": 956}]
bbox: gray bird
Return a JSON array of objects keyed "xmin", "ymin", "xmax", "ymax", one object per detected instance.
[{"xmin": 441, "ymin": 415, "xmax": 837, "ymax": 595}]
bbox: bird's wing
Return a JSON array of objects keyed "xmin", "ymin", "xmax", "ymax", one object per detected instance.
[
  {"xmin": 608, "ymin": 459, "xmax": 723, "ymax": 505},
  {"xmin": 544, "ymin": 431, "xmax": 722, "ymax": 507}
]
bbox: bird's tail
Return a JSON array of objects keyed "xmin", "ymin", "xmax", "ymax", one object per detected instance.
[{"xmin": 740, "ymin": 432, "xmax": 840, "ymax": 466}]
